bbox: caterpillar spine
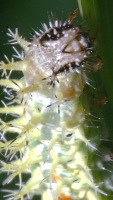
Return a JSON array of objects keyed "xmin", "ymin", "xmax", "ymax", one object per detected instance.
[{"xmin": 0, "ymin": 11, "xmax": 104, "ymax": 200}]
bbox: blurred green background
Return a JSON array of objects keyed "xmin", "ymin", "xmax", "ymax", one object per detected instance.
[{"xmin": 79, "ymin": 0, "xmax": 113, "ymax": 136}]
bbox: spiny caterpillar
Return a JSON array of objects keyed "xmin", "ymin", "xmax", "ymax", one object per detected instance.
[{"xmin": 0, "ymin": 10, "xmax": 110, "ymax": 200}]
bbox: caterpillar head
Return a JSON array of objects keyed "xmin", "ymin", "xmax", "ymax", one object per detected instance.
[
  {"xmin": 8, "ymin": 11, "xmax": 91, "ymax": 101},
  {"xmin": 25, "ymin": 11, "xmax": 91, "ymax": 83}
]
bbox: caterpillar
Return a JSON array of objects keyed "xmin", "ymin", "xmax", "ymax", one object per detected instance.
[{"xmin": 0, "ymin": 9, "xmax": 111, "ymax": 200}]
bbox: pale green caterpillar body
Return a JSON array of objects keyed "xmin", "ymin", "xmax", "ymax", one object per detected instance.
[{"xmin": 0, "ymin": 10, "xmax": 110, "ymax": 200}]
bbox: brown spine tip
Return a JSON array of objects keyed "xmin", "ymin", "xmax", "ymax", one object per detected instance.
[{"xmin": 67, "ymin": 9, "xmax": 78, "ymax": 24}]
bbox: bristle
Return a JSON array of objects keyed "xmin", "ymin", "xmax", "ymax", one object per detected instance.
[{"xmin": 42, "ymin": 23, "xmax": 49, "ymax": 31}]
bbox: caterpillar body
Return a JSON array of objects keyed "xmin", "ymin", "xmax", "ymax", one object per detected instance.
[{"xmin": 0, "ymin": 10, "xmax": 107, "ymax": 200}]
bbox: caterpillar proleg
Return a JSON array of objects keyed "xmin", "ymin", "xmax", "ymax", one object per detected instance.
[{"xmin": 0, "ymin": 10, "xmax": 109, "ymax": 200}]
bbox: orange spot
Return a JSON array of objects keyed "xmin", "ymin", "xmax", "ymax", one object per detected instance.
[
  {"xmin": 51, "ymin": 173, "xmax": 61, "ymax": 182},
  {"xmin": 58, "ymin": 193, "xmax": 72, "ymax": 200}
]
